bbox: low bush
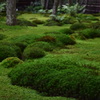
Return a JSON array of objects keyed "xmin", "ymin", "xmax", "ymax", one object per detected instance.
[
  {"xmin": 23, "ymin": 47, "xmax": 45, "ymax": 60},
  {"xmin": 17, "ymin": 18, "xmax": 37, "ymax": 26},
  {"xmin": 60, "ymin": 28, "xmax": 74, "ymax": 35},
  {"xmin": 9, "ymin": 56, "xmax": 100, "ymax": 100},
  {"xmin": 70, "ymin": 23, "xmax": 86, "ymax": 30},
  {"xmin": 0, "ymin": 57, "xmax": 23, "ymax": 68},
  {"xmin": 0, "ymin": 42, "xmax": 22, "ymax": 61},
  {"xmin": 80, "ymin": 28, "xmax": 100, "ymax": 39},
  {"xmin": 28, "ymin": 42, "xmax": 54, "ymax": 51},
  {"xmin": 0, "ymin": 33, "xmax": 6, "ymax": 40}
]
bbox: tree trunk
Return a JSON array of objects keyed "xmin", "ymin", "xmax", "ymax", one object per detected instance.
[
  {"xmin": 46, "ymin": 0, "xmax": 49, "ymax": 10},
  {"xmin": 68, "ymin": 0, "xmax": 73, "ymax": 6},
  {"xmin": 52, "ymin": 0, "xmax": 59, "ymax": 15},
  {"xmin": 59, "ymin": 0, "xmax": 63, "ymax": 8},
  {"xmin": 6, "ymin": 0, "xmax": 16, "ymax": 25}
]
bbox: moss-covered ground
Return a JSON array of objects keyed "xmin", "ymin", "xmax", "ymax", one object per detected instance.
[{"xmin": 0, "ymin": 13, "xmax": 100, "ymax": 100}]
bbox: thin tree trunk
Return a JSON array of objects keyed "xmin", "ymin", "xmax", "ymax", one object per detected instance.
[
  {"xmin": 59, "ymin": 0, "xmax": 63, "ymax": 8},
  {"xmin": 46, "ymin": 0, "xmax": 49, "ymax": 10},
  {"xmin": 52, "ymin": 0, "xmax": 59, "ymax": 15},
  {"xmin": 68, "ymin": 0, "xmax": 73, "ymax": 6},
  {"xmin": 6, "ymin": 0, "xmax": 16, "ymax": 25}
]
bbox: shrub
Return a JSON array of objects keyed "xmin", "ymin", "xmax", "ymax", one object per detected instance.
[
  {"xmin": 0, "ymin": 34, "xmax": 6, "ymax": 40},
  {"xmin": 17, "ymin": 18, "xmax": 37, "ymax": 26},
  {"xmin": 28, "ymin": 42, "xmax": 54, "ymax": 52},
  {"xmin": 80, "ymin": 28, "xmax": 100, "ymax": 38},
  {"xmin": 9, "ymin": 56, "xmax": 100, "ymax": 100},
  {"xmin": 23, "ymin": 47, "xmax": 45, "ymax": 60},
  {"xmin": 70, "ymin": 23, "xmax": 86, "ymax": 30},
  {"xmin": 0, "ymin": 57, "xmax": 23, "ymax": 68},
  {"xmin": 60, "ymin": 28, "xmax": 74, "ymax": 35}
]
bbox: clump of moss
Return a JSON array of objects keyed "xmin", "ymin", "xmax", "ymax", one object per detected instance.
[
  {"xmin": 0, "ymin": 34, "xmax": 6, "ymax": 40},
  {"xmin": 37, "ymin": 36, "xmax": 56, "ymax": 43},
  {"xmin": 17, "ymin": 18, "xmax": 37, "ymax": 26},
  {"xmin": 60, "ymin": 28, "xmax": 74, "ymax": 35},
  {"xmin": 28, "ymin": 42, "xmax": 54, "ymax": 52},
  {"xmin": 0, "ymin": 57, "xmax": 23, "ymax": 68},
  {"xmin": 23, "ymin": 47, "xmax": 45, "ymax": 60},
  {"xmin": 70, "ymin": 23, "xmax": 86, "ymax": 30}
]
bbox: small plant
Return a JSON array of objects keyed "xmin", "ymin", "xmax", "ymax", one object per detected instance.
[
  {"xmin": 70, "ymin": 23, "xmax": 86, "ymax": 30},
  {"xmin": 0, "ymin": 2, "xmax": 6, "ymax": 13},
  {"xmin": 62, "ymin": 3, "xmax": 86, "ymax": 16},
  {"xmin": 60, "ymin": 28, "xmax": 74, "ymax": 35},
  {"xmin": 0, "ymin": 57, "xmax": 23, "ymax": 68},
  {"xmin": 23, "ymin": 47, "xmax": 45, "ymax": 60}
]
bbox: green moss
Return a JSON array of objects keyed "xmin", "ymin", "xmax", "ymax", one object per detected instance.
[
  {"xmin": 80, "ymin": 28, "xmax": 100, "ymax": 39},
  {"xmin": 0, "ymin": 57, "xmax": 23, "ymax": 68},
  {"xmin": 9, "ymin": 56, "xmax": 100, "ymax": 100},
  {"xmin": 0, "ymin": 34, "xmax": 6, "ymax": 40},
  {"xmin": 70, "ymin": 23, "xmax": 86, "ymax": 30},
  {"xmin": 28, "ymin": 41, "xmax": 54, "ymax": 52},
  {"xmin": 60, "ymin": 28, "xmax": 74, "ymax": 35},
  {"xmin": 23, "ymin": 47, "xmax": 45, "ymax": 60}
]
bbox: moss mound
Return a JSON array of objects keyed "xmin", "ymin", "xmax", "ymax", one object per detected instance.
[
  {"xmin": 80, "ymin": 28, "xmax": 100, "ymax": 39},
  {"xmin": 0, "ymin": 57, "xmax": 23, "ymax": 68},
  {"xmin": 0, "ymin": 41, "xmax": 22, "ymax": 61},
  {"xmin": 60, "ymin": 28, "xmax": 74, "ymax": 35},
  {"xmin": 0, "ymin": 34, "xmax": 6, "ymax": 40},
  {"xmin": 9, "ymin": 56, "xmax": 100, "ymax": 100},
  {"xmin": 23, "ymin": 47, "xmax": 45, "ymax": 60},
  {"xmin": 70, "ymin": 23, "xmax": 86, "ymax": 30},
  {"xmin": 28, "ymin": 42, "xmax": 54, "ymax": 51}
]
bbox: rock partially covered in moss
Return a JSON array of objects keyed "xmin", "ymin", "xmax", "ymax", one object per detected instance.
[{"xmin": 1, "ymin": 57, "xmax": 23, "ymax": 68}]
